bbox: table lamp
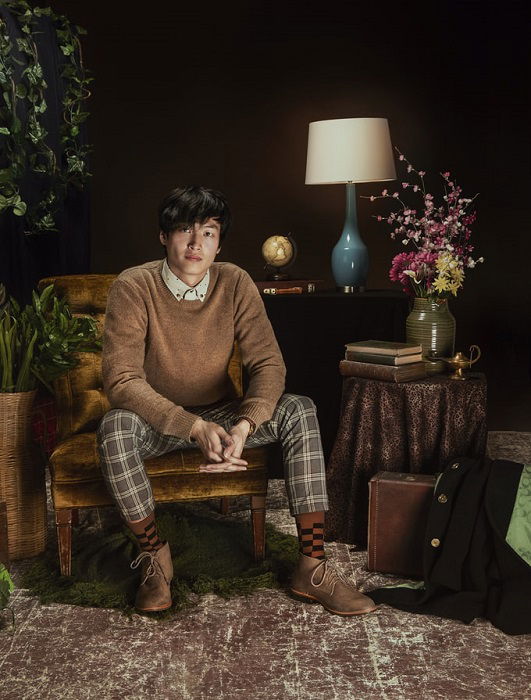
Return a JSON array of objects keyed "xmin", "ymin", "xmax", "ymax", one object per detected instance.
[{"xmin": 305, "ymin": 117, "xmax": 396, "ymax": 292}]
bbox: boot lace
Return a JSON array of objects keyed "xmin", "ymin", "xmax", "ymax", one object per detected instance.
[
  {"xmin": 131, "ymin": 550, "xmax": 163, "ymax": 586},
  {"xmin": 310, "ymin": 559, "xmax": 354, "ymax": 596}
]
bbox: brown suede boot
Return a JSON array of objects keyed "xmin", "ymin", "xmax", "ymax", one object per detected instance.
[
  {"xmin": 130, "ymin": 542, "xmax": 173, "ymax": 612},
  {"xmin": 290, "ymin": 554, "xmax": 377, "ymax": 616}
]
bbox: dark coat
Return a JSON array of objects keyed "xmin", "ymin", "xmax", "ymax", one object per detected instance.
[{"xmin": 370, "ymin": 456, "xmax": 531, "ymax": 635}]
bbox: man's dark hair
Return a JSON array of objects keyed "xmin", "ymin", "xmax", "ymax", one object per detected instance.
[{"xmin": 158, "ymin": 186, "xmax": 231, "ymax": 242}]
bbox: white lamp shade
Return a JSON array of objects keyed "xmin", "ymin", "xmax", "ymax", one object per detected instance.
[{"xmin": 305, "ymin": 117, "xmax": 397, "ymax": 185}]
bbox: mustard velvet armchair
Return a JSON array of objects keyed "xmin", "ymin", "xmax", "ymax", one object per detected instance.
[{"xmin": 38, "ymin": 274, "xmax": 272, "ymax": 576}]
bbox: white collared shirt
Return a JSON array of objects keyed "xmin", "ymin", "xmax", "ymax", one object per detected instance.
[{"xmin": 161, "ymin": 259, "xmax": 210, "ymax": 302}]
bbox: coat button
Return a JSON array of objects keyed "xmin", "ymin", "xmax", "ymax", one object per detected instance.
[
  {"xmin": 431, "ymin": 538, "xmax": 441, "ymax": 548},
  {"xmin": 438, "ymin": 494, "xmax": 448, "ymax": 504},
  {"xmin": 451, "ymin": 462, "xmax": 460, "ymax": 469}
]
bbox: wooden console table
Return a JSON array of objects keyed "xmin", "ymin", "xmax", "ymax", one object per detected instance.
[
  {"xmin": 262, "ymin": 290, "xmax": 410, "ymax": 461},
  {"xmin": 325, "ymin": 372, "xmax": 488, "ymax": 546}
]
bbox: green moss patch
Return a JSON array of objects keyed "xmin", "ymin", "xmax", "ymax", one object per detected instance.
[{"xmin": 22, "ymin": 504, "xmax": 299, "ymax": 618}]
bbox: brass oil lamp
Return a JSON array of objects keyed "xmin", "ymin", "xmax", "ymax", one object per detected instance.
[{"xmin": 438, "ymin": 345, "xmax": 482, "ymax": 380}]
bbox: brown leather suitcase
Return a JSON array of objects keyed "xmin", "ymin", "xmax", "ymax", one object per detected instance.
[{"xmin": 368, "ymin": 471, "xmax": 438, "ymax": 578}]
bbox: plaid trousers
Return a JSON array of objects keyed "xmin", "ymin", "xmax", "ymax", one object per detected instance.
[{"xmin": 97, "ymin": 393, "xmax": 329, "ymax": 521}]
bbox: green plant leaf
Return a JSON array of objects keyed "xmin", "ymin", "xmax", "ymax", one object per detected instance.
[
  {"xmin": 38, "ymin": 284, "xmax": 55, "ymax": 311},
  {"xmin": 13, "ymin": 200, "xmax": 27, "ymax": 216},
  {"xmin": 0, "ymin": 563, "xmax": 14, "ymax": 610},
  {"xmin": 15, "ymin": 327, "xmax": 38, "ymax": 391},
  {"xmin": 16, "ymin": 38, "xmax": 31, "ymax": 54},
  {"xmin": 0, "ymin": 318, "xmax": 10, "ymax": 391}
]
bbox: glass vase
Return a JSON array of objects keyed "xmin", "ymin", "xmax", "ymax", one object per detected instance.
[{"xmin": 406, "ymin": 297, "xmax": 456, "ymax": 375}]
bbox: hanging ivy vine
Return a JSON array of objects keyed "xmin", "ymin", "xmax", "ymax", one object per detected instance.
[{"xmin": 0, "ymin": 0, "xmax": 92, "ymax": 235}]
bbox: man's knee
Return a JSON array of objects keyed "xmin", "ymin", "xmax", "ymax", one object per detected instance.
[
  {"xmin": 97, "ymin": 408, "xmax": 145, "ymax": 451},
  {"xmin": 278, "ymin": 393, "xmax": 317, "ymax": 418}
]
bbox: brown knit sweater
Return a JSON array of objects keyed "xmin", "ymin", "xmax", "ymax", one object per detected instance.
[{"xmin": 102, "ymin": 260, "xmax": 286, "ymax": 438}]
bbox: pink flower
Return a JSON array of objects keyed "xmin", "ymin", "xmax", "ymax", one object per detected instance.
[{"xmin": 368, "ymin": 151, "xmax": 479, "ymax": 298}]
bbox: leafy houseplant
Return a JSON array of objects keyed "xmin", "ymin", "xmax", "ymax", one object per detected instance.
[
  {"xmin": 0, "ymin": 283, "xmax": 101, "ymax": 393},
  {"xmin": 0, "ymin": 282, "xmax": 101, "ymax": 560},
  {"xmin": 0, "ymin": 0, "xmax": 92, "ymax": 234}
]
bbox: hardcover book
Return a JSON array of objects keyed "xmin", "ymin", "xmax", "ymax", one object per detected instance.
[
  {"xmin": 345, "ymin": 340, "xmax": 423, "ymax": 356},
  {"xmin": 339, "ymin": 359, "xmax": 428, "ymax": 383},
  {"xmin": 345, "ymin": 350, "xmax": 424, "ymax": 366}
]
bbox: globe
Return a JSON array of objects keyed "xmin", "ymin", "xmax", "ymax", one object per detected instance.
[{"xmin": 261, "ymin": 235, "xmax": 295, "ymax": 269}]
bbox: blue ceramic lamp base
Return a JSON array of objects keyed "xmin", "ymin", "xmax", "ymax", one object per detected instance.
[{"xmin": 331, "ymin": 183, "xmax": 368, "ymax": 293}]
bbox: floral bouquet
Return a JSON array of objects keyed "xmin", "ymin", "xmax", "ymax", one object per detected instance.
[{"xmin": 364, "ymin": 149, "xmax": 484, "ymax": 298}]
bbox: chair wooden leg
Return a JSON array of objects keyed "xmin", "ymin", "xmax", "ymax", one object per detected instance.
[
  {"xmin": 220, "ymin": 497, "xmax": 231, "ymax": 515},
  {"xmin": 56, "ymin": 509, "xmax": 74, "ymax": 576},
  {"xmin": 250, "ymin": 494, "xmax": 266, "ymax": 562}
]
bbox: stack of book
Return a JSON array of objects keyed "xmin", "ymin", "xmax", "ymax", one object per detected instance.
[{"xmin": 340, "ymin": 340, "xmax": 427, "ymax": 383}]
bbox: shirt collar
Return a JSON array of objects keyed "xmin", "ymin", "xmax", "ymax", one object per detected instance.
[{"xmin": 161, "ymin": 259, "xmax": 210, "ymax": 302}]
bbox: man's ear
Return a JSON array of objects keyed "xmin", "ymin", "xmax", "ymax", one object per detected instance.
[
  {"xmin": 216, "ymin": 246, "xmax": 221, "ymax": 255},
  {"xmin": 159, "ymin": 231, "xmax": 167, "ymax": 247}
]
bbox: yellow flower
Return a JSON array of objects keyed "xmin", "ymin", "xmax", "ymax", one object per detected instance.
[
  {"xmin": 436, "ymin": 255, "xmax": 450, "ymax": 272},
  {"xmin": 451, "ymin": 266, "xmax": 465, "ymax": 283},
  {"xmin": 447, "ymin": 279, "xmax": 461, "ymax": 296},
  {"xmin": 432, "ymin": 275, "xmax": 449, "ymax": 293}
]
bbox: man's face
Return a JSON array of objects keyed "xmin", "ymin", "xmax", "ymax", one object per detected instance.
[{"xmin": 160, "ymin": 217, "xmax": 221, "ymax": 287}]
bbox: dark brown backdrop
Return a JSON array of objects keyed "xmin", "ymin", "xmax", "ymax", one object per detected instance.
[{"xmin": 49, "ymin": 0, "xmax": 531, "ymax": 430}]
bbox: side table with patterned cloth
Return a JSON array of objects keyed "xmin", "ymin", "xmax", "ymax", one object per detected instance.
[{"xmin": 325, "ymin": 372, "xmax": 487, "ymax": 546}]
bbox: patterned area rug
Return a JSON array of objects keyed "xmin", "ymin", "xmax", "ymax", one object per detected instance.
[{"xmin": 1, "ymin": 432, "xmax": 530, "ymax": 699}]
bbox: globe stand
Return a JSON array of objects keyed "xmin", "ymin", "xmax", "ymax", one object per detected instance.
[{"xmin": 265, "ymin": 266, "xmax": 290, "ymax": 281}]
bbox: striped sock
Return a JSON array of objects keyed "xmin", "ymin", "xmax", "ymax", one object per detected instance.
[
  {"xmin": 296, "ymin": 521, "xmax": 325, "ymax": 560},
  {"xmin": 129, "ymin": 516, "xmax": 165, "ymax": 552}
]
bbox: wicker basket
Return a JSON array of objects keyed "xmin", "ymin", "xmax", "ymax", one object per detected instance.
[{"xmin": 0, "ymin": 391, "xmax": 47, "ymax": 559}]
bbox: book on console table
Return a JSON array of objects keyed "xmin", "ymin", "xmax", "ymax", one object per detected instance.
[
  {"xmin": 345, "ymin": 350, "xmax": 423, "ymax": 365},
  {"xmin": 345, "ymin": 340, "xmax": 422, "ymax": 356},
  {"xmin": 339, "ymin": 359, "xmax": 427, "ymax": 383}
]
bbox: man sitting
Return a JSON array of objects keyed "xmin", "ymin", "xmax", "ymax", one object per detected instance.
[{"xmin": 97, "ymin": 185, "xmax": 376, "ymax": 616}]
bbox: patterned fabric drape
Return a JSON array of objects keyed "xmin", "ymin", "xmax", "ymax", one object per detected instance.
[{"xmin": 325, "ymin": 373, "xmax": 488, "ymax": 545}]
